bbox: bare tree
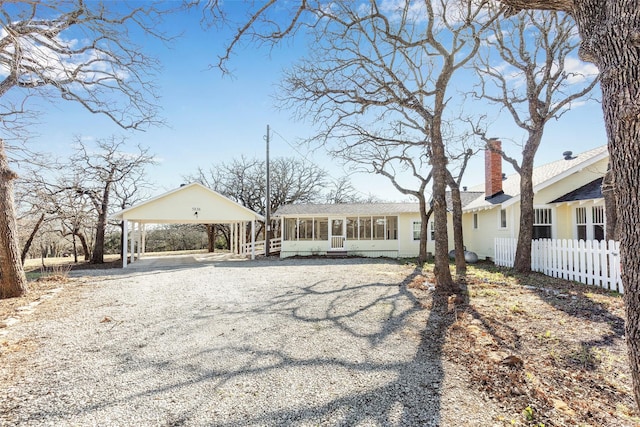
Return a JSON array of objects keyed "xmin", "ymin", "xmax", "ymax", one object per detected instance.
[
  {"xmin": 16, "ymin": 166, "xmax": 96, "ymax": 264},
  {"xmin": 0, "ymin": 139, "xmax": 24, "ymax": 297},
  {"xmin": 191, "ymin": 155, "xmax": 328, "ymax": 248},
  {"xmin": 446, "ymin": 147, "xmax": 475, "ymax": 278},
  {"xmin": 112, "ymin": 167, "xmax": 153, "ymax": 258},
  {"xmin": 70, "ymin": 136, "xmax": 155, "ymax": 264},
  {"xmin": 324, "ymin": 176, "xmax": 369, "ymax": 204},
  {"xmin": 474, "ymin": 9, "xmax": 598, "ymax": 273},
  {"xmin": 271, "ymin": 1, "xmax": 497, "ymax": 292},
  {"xmin": 192, "ymin": 155, "xmax": 328, "ymax": 216},
  {"xmin": 498, "ymin": 0, "xmax": 640, "ymax": 411},
  {"xmin": 0, "ymin": 1, "xmax": 168, "ymax": 297},
  {"xmin": 330, "ymin": 133, "xmax": 433, "ymax": 265}
]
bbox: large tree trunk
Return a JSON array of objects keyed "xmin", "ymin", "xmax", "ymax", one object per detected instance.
[
  {"xmin": 76, "ymin": 232, "xmax": 90, "ymax": 261},
  {"xmin": 448, "ymin": 181, "xmax": 466, "ymax": 278},
  {"xmin": 514, "ymin": 138, "xmax": 540, "ymax": 273},
  {"xmin": 91, "ymin": 213, "xmax": 106, "ymax": 263},
  {"xmin": 0, "ymin": 139, "xmax": 27, "ymax": 298},
  {"xmin": 601, "ymin": 57, "xmax": 640, "ymax": 411},
  {"xmin": 602, "ymin": 165, "xmax": 619, "ymax": 241},
  {"xmin": 91, "ymin": 186, "xmax": 111, "ymax": 264},
  {"xmin": 417, "ymin": 197, "xmax": 431, "ymax": 266},
  {"xmin": 206, "ymin": 224, "xmax": 216, "ymax": 253},
  {"xmin": 21, "ymin": 213, "xmax": 45, "ymax": 265},
  {"xmin": 512, "ymin": 164, "xmax": 534, "ymax": 273},
  {"xmin": 431, "ymin": 130, "xmax": 456, "ymax": 293},
  {"xmin": 571, "ymin": 0, "xmax": 640, "ymax": 410}
]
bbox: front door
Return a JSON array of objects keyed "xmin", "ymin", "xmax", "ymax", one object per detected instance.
[{"xmin": 329, "ymin": 218, "xmax": 345, "ymax": 250}]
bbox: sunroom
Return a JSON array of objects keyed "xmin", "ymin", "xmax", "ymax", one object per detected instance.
[{"xmin": 274, "ymin": 203, "xmax": 424, "ymax": 258}]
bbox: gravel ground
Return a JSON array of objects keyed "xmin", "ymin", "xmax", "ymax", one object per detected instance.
[{"xmin": 0, "ymin": 256, "xmax": 500, "ymax": 426}]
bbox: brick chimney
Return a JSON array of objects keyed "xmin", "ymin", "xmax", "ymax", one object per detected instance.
[{"xmin": 485, "ymin": 139, "xmax": 503, "ymax": 199}]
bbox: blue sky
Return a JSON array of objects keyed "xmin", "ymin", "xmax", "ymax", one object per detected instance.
[{"xmin": 18, "ymin": 4, "xmax": 608, "ymax": 202}]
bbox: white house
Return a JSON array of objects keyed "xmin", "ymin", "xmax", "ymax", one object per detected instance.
[
  {"xmin": 275, "ymin": 143, "xmax": 609, "ymax": 261},
  {"xmin": 274, "ymin": 203, "xmax": 452, "ymax": 258},
  {"xmin": 461, "ymin": 143, "xmax": 608, "ymax": 260}
]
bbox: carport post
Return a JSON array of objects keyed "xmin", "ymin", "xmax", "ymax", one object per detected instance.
[
  {"xmin": 241, "ymin": 221, "xmax": 246, "ymax": 255},
  {"xmin": 122, "ymin": 220, "xmax": 128, "ymax": 268},
  {"xmin": 251, "ymin": 220, "xmax": 255, "ymax": 260},
  {"xmin": 141, "ymin": 224, "xmax": 146, "ymax": 257},
  {"xmin": 130, "ymin": 222, "xmax": 135, "ymax": 264}
]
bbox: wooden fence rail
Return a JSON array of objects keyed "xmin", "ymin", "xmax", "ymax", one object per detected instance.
[{"xmin": 494, "ymin": 238, "xmax": 623, "ymax": 293}]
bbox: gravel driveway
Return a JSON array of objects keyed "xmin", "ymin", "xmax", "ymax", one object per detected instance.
[{"xmin": 0, "ymin": 257, "xmax": 499, "ymax": 426}]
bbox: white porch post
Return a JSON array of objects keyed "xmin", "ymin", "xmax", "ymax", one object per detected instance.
[
  {"xmin": 251, "ymin": 219, "xmax": 255, "ymax": 260},
  {"xmin": 241, "ymin": 221, "xmax": 246, "ymax": 255},
  {"xmin": 122, "ymin": 220, "xmax": 128, "ymax": 268},
  {"xmin": 136, "ymin": 224, "xmax": 141, "ymax": 261},
  {"xmin": 130, "ymin": 222, "xmax": 135, "ymax": 264},
  {"xmin": 141, "ymin": 224, "xmax": 146, "ymax": 257}
]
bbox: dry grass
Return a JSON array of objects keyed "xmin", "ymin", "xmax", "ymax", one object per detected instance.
[{"xmin": 409, "ymin": 261, "xmax": 638, "ymax": 426}]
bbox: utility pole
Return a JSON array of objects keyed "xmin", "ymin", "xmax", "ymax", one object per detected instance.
[{"xmin": 265, "ymin": 124, "xmax": 270, "ymax": 256}]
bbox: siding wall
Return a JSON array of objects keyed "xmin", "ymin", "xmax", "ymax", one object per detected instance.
[{"xmin": 462, "ymin": 157, "xmax": 608, "ymax": 260}]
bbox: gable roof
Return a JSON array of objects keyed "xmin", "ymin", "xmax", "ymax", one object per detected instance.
[
  {"xmin": 111, "ymin": 182, "xmax": 264, "ymax": 223},
  {"xmin": 275, "ymin": 203, "xmax": 420, "ymax": 217},
  {"xmin": 461, "ymin": 145, "xmax": 608, "ymax": 212},
  {"xmin": 551, "ymin": 177, "xmax": 603, "ymax": 203}
]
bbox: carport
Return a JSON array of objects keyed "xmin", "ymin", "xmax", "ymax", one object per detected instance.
[{"xmin": 110, "ymin": 182, "xmax": 264, "ymax": 267}]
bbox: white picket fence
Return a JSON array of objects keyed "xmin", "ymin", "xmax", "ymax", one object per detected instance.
[{"xmin": 494, "ymin": 238, "xmax": 623, "ymax": 293}]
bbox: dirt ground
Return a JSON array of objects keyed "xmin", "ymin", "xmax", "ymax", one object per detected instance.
[
  {"xmin": 410, "ymin": 261, "xmax": 637, "ymax": 426},
  {"xmin": 1, "ymin": 258, "xmax": 638, "ymax": 426}
]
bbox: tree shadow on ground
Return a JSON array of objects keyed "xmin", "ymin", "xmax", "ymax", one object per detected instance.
[
  {"xmin": 15, "ymin": 266, "xmax": 467, "ymax": 426},
  {"xmin": 464, "ymin": 263, "xmax": 626, "ymax": 383}
]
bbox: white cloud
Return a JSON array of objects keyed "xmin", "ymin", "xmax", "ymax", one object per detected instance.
[{"xmin": 562, "ymin": 56, "xmax": 599, "ymax": 84}]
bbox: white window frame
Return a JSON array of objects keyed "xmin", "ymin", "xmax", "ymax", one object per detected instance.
[
  {"xmin": 575, "ymin": 204, "xmax": 606, "ymax": 241},
  {"xmin": 498, "ymin": 208, "xmax": 507, "ymax": 229},
  {"xmin": 412, "ymin": 221, "xmax": 421, "ymax": 241},
  {"xmin": 533, "ymin": 206, "xmax": 555, "ymax": 239}
]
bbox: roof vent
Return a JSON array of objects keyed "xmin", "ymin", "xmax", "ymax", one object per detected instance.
[
  {"xmin": 463, "ymin": 186, "xmax": 467, "ymax": 191},
  {"xmin": 501, "ymin": 173, "xmax": 506, "ymax": 180},
  {"xmin": 563, "ymin": 151, "xmax": 576, "ymax": 160}
]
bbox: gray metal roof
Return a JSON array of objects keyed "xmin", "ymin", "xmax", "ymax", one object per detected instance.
[{"xmin": 274, "ymin": 203, "xmax": 420, "ymax": 217}]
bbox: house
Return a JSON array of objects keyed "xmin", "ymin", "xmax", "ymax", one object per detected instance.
[
  {"xmin": 275, "ymin": 143, "xmax": 609, "ymax": 261},
  {"xmin": 274, "ymin": 203, "xmax": 436, "ymax": 258},
  {"xmin": 461, "ymin": 142, "xmax": 608, "ymax": 260}
]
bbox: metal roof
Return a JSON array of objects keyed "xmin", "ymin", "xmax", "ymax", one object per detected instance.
[{"xmin": 274, "ymin": 203, "xmax": 420, "ymax": 217}]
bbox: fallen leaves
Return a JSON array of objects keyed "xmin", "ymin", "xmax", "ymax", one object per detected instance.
[{"xmin": 422, "ymin": 263, "xmax": 639, "ymax": 426}]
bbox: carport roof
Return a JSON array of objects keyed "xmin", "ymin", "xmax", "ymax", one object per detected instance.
[{"xmin": 111, "ymin": 182, "xmax": 264, "ymax": 224}]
